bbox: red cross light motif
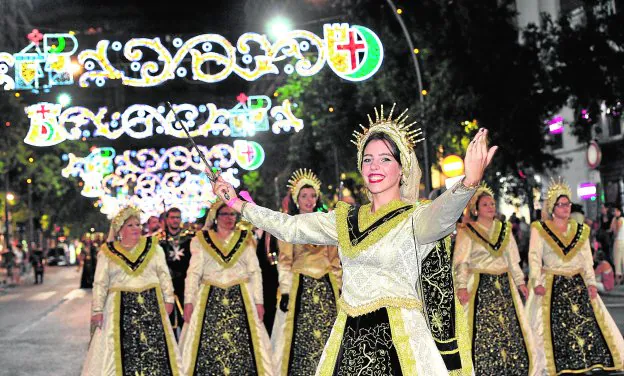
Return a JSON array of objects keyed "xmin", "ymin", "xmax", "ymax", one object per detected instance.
[
  {"xmin": 242, "ymin": 143, "xmax": 255, "ymax": 163},
  {"xmin": 336, "ymin": 30, "xmax": 366, "ymax": 71},
  {"xmin": 236, "ymin": 92, "xmax": 249, "ymax": 104},
  {"xmin": 36, "ymin": 104, "xmax": 50, "ymax": 119}
]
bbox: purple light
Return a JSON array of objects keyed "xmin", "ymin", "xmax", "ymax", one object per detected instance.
[
  {"xmin": 577, "ymin": 182, "xmax": 597, "ymax": 200},
  {"xmin": 548, "ymin": 116, "xmax": 564, "ymax": 134}
]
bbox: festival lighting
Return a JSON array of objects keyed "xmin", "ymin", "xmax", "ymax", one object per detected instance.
[
  {"xmin": 23, "ymin": 96, "xmax": 304, "ymax": 146},
  {"xmin": 267, "ymin": 17, "xmax": 293, "ymax": 39},
  {"xmin": 1, "ymin": 24, "xmax": 384, "ymax": 91},
  {"xmin": 61, "ymin": 143, "xmax": 265, "ymax": 221},
  {"xmin": 57, "ymin": 93, "xmax": 71, "ymax": 107},
  {"xmin": 548, "ymin": 116, "xmax": 564, "ymax": 135}
]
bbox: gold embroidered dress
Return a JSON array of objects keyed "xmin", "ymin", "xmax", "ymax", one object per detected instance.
[
  {"xmin": 241, "ymin": 183, "xmax": 475, "ymax": 376},
  {"xmin": 454, "ymin": 220, "xmax": 538, "ymax": 375},
  {"xmin": 272, "ymin": 241, "xmax": 342, "ymax": 375},
  {"xmin": 81, "ymin": 236, "xmax": 182, "ymax": 376},
  {"xmin": 526, "ymin": 219, "xmax": 624, "ymax": 375},
  {"xmin": 180, "ymin": 228, "xmax": 274, "ymax": 376}
]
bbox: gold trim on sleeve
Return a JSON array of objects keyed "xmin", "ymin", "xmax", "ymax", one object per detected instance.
[{"xmin": 337, "ymin": 296, "xmax": 423, "ymax": 317}]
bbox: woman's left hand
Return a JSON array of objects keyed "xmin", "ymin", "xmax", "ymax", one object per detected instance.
[
  {"xmin": 588, "ymin": 285, "xmax": 598, "ymax": 299},
  {"xmin": 256, "ymin": 304, "xmax": 265, "ymax": 322},
  {"xmin": 518, "ymin": 284, "xmax": 529, "ymax": 300},
  {"xmin": 464, "ymin": 128, "xmax": 498, "ymax": 186},
  {"xmin": 165, "ymin": 303, "xmax": 174, "ymax": 315}
]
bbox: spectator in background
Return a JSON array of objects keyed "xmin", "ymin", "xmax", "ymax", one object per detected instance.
[
  {"xmin": 597, "ymin": 204, "xmax": 615, "ymax": 268},
  {"xmin": 144, "ymin": 215, "xmax": 161, "ymax": 236},
  {"xmin": 30, "ymin": 244, "xmax": 45, "ymax": 284},
  {"xmin": 517, "ymin": 216, "xmax": 530, "ymax": 269},
  {"xmin": 594, "ymin": 250, "xmax": 615, "ymax": 293},
  {"xmin": 610, "ymin": 206, "xmax": 624, "ymax": 285},
  {"xmin": 12, "ymin": 244, "xmax": 23, "ymax": 285}
]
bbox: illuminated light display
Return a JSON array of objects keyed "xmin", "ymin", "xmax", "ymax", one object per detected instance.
[
  {"xmin": 62, "ymin": 143, "xmax": 264, "ymax": 221},
  {"xmin": 548, "ymin": 116, "xmax": 564, "ymax": 135},
  {"xmin": 23, "ymin": 95, "xmax": 303, "ymax": 146},
  {"xmin": 1, "ymin": 24, "xmax": 384, "ymax": 91},
  {"xmin": 0, "ymin": 30, "xmax": 78, "ymax": 92},
  {"xmin": 577, "ymin": 182, "xmax": 597, "ymax": 201}
]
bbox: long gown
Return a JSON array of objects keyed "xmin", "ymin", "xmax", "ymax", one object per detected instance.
[
  {"xmin": 272, "ymin": 241, "xmax": 342, "ymax": 375},
  {"xmin": 241, "ymin": 184, "xmax": 475, "ymax": 376},
  {"xmin": 526, "ymin": 219, "xmax": 624, "ymax": 375},
  {"xmin": 453, "ymin": 220, "xmax": 538, "ymax": 375},
  {"xmin": 81, "ymin": 236, "xmax": 182, "ymax": 376},
  {"xmin": 180, "ymin": 228, "xmax": 274, "ymax": 376}
]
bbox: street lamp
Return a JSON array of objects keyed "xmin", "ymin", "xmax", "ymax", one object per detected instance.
[
  {"xmin": 267, "ymin": 17, "xmax": 292, "ymax": 39},
  {"xmin": 4, "ymin": 191, "xmax": 15, "ymax": 249},
  {"xmin": 385, "ymin": 0, "xmax": 433, "ymax": 196}
]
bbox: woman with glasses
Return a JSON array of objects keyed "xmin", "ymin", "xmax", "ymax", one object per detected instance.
[
  {"xmin": 453, "ymin": 184, "xmax": 537, "ymax": 375},
  {"xmin": 180, "ymin": 200, "xmax": 274, "ymax": 375},
  {"xmin": 526, "ymin": 179, "xmax": 624, "ymax": 375}
]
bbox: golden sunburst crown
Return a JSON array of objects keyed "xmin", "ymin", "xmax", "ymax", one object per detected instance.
[
  {"xmin": 351, "ymin": 103, "xmax": 424, "ymax": 153},
  {"xmin": 111, "ymin": 205, "xmax": 142, "ymax": 233},
  {"xmin": 287, "ymin": 168, "xmax": 322, "ymax": 203},
  {"xmin": 469, "ymin": 183, "xmax": 495, "ymax": 214},
  {"xmin": 546, "ymin": 177, "xmax": 572, "ymax": 213}
]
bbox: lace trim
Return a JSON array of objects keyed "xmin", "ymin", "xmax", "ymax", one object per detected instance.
[{"xmin": 337, "ymin": 296, "xmax": 422, "ymax": 317}]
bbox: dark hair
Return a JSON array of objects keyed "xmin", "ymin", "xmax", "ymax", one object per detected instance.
[
  {"xmin": 166, "ymin": 207, "xmax": 181, "ymax": 217},
  {"xmin": 361, "ymin": 133, "xmax": 402, "ymax": 168},
  {"xmin": 288, "ymin": 184, "xmax": 326, "ymax": 215},
  {"xmin": 470, "ymin": 193, "xmax": 493, "ymax": 220},
  {"xmin": 212, "ymin": 204, "xmax": 238, "ymax": 231}
]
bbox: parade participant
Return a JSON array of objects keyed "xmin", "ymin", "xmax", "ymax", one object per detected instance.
[
  {"xmin": 79, "ymin": 236, "xmax": 99, "ymax": 289},
  {"xmin": 211, "ymin": 104, "xmax": 496, "ymax": 375},
  {"xmin": 526, "ymin": 179, "xmax": 624, "ymax": 375},
  {"xmin": 611, "ymin": 206, "xmax": 624, "ymax": 285},
  {"xmin": 255, "ymin": 228, "xmax": 280, "ymax": 333},
  {"xmin": 180, "ymin": 200, "xmax": 273, "ymax": 376},
  {"xmin": 272, "ymin": 169, "xmax": 342, "ymax": 375},
  {"xmin": 157, "ymin": 207, "xmax": 194, "ymax": 337},
  {"xmin": 82, "ymin": 206, "xmax": 182, "ymax": 376},
  {"xmin": 453, "ymin": 184, "xmax": 537, "ymax": 375},
  {"xmin": 144, "ymin": 215, "xmax": 161, "ymax": 236}
]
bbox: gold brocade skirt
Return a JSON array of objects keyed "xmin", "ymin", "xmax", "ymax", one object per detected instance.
[
  {"xmin": 272, "ymin": 272, "xmax": 340, "ymax": 376},
  {"xmin": 81, "ymin": 284, "xmax": 182, "ymax": 376},
  {"xmin": 180, "ymin": 280, "xmax": 274, "ymax": 376},
  {"xmin": 526, "ymin": 271, "xmax": 624, "ymax": 375},
  {"xmin": 466, "ymin": 271, "xmax": 536, "ymax": 376}
]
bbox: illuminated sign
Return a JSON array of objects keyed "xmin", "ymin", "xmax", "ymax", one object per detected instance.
[
  {"xmin": 548, "ymin": 116, "xmax": 564, "ymax": 135},
  {"xmin": 24, "ymin": 95, "xmax": 303, "ymax": 146},
  {"xmin": 2, "ymin": 24, "xmax": 384, "ymax": 92},
  {"xmin": 577, "ymin": 182, "xmax": 597, "ymax": 201}
]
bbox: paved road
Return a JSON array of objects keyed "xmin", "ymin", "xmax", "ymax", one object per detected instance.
[
  {"xmin": 0, "ymin": 266, "xmax": 90, "ymax": 376},
  {"xmin": 0, "ymin": 266, "xmax": 623, "ymax": 376}
]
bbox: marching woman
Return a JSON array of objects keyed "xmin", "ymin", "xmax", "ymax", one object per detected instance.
[
  {"xmin": 453, "ymin": 184, "xmax": 538, "ymax": 375},
  {"xmin": 272, "ymin": 169, "xmax": 342, "ymax": 375},
  {"xmin": 82, "ymin": 206, "xmax": 182, "ymax": 376},
  {"xmin": 526, "ymin": 179, "xmax": 624, "ymax": 375},
  {"xmin": 180, "ymin": 200, "xmax": 274, "ymax": 375},
  {"xmin": 211, "ymin": 104, "xmax": 497, "ymax": 375}
]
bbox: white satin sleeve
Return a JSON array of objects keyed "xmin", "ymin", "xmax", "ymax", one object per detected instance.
[
  {"xmin": 91, "ymin": 250, "xmax": 110, "ymax": 315},
  {"xmin": 184, "ymin": 237, "xmax": 205, "ymax": 306},
  {"xmin": 528, "ymin": 225, "xmax": 544, "ymax": 287},
  {"xmin": 581, "ymin": 241, "xmax": 598, "ymax": 287},
  {"xmin": 453, "ymin": 228, "xmax": 472, "ymax": 290},
  {"xmin": 241, "ymin": 204, "xmax": 338, "ymax": 246},
  {"xmin": 505, "ymin": 234, "xmax": 526, "ymax": 287},
  {"xmin": 244, "ymin": 242, "xmax": 264, "ymax": 304}
]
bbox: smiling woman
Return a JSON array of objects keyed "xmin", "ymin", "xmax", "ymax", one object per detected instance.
[{"xmin": 211, "ymin": 103, "xmax": 498, "ymax": 375}]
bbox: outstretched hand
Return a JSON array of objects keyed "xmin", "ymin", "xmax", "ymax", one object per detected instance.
[{"xmin": 464, "ymin": 129, "xmax": 498, "ymax": 185}]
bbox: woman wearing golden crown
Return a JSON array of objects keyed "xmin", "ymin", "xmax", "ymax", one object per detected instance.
[
  {"xmin": 271, "ymin": 168, "xmax": 342, "ymax": 375},
  {"xmin": 180, "ymin": 200, "xmax": 274, "ymax": 376},
  {"xmin": 81, "ymin": 206, "xmax": 182, "ymax": 376},
  {"xmin": 453, "ymin": 184, "xmax": 538, "ymax": 375},
  {"xmin": 210, "ymin": 104, "xmax": 496, "ymax": 375},
  {"xmin": 526, "ymin": 179, "xmax": 624, "ymax": 375}
]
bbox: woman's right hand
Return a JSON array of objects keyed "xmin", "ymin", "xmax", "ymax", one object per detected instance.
[
  {"xmin": 534, "ymin": 285, "xmax": 546, "ymax": 296},
  {"xmin": 184, "ymin": 303, "xmax": 194, "ymax": 322},
  {"xmin": 456, "ymin": 288, "xmax": 470, "ymax": 305},
  {"xmin": 210, "ymin": 175, "xmax": 239, "ymax": 206},
  {"xmin": 91, "ymin": 313, "xmax": 103, "ymax": 328}
]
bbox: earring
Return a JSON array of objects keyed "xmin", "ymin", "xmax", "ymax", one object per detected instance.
[{"xmin": 118, "ymin": 233, "xmax": 123, "ymax": 242}]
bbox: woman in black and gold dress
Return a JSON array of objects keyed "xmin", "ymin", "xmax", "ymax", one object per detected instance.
[
  {"xmin": 82, "ymin": 206, "xmax": 182, "ymax": 376},
  {"xmin": 180, "ymin": 200, "xmax": 274, "ymax": 375},
  {"xmin": 453, "ymin": 184, "xmax": 537, "ymax": 375},
  {"xmin": 272, "ymin": 169, "xmax": 342, "ymax": 375}
]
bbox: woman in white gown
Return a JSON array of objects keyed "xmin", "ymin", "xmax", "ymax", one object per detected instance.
[
  {"xmin": 453, "ymin": 184, "xmax": 538, "ymax": 375},
  {"xmin": 180, "ymin": 200, "xmax": 274, "ymax": 375},
  {"xmin": 525, "ymin": 179, "xmax": 624, "ymax": 375},
  {"xmin": 211, "ymin": 104, "xmax": 498, "ymax": 375},
  {"xmin": 82, "ymin": 206, "xmax": 182, "ymax": 376}
]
